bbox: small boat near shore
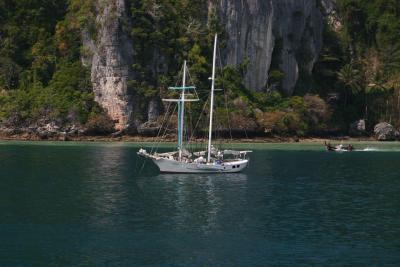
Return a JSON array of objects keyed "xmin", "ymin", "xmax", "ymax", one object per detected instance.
[{"xmin": 325, "ymin": 142, "xmax": 354, "ymax": 152}]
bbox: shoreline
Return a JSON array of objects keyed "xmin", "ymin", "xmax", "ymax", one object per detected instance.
[{"xmin": 0, "ymin": 133, "xmax": 379, "ymax": 143}]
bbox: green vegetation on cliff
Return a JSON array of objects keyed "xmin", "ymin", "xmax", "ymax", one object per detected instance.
[
  {"xmin": 0, "ymin": 0, "xmax": 104, "ymax": 130},
  {"xmin": 314, "ymin": 0, "xmax": 400, "ymax": 132},
  {"xmin": 0, "ymin": 0, "xmax": 399, "ymax": 137}
]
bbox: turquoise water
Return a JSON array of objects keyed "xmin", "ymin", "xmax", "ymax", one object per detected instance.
[{"xmin": 0, "ymin": 141, "xmax": 399, "ymax": 266}]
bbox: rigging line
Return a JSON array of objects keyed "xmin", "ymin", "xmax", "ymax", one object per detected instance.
[
  {"xmin": 186, "ymin": 66, "xmax": 201, "ymax": 102},
  {"xmin": 139, "ymin": 102, "xmax": 174, "ymax": 175},
  {"xmin": 186, "ymin": 102, "xmax": 194, "ymax": 152},
  {"xmin": 166, "ymin": 64, "xmax": 186, "ymax": 101},
  {"xmin": 175, "ymin": 63, "xmax": 185, "ymax": 87},
  {"xmin": 188, "ymin": 96, "xmax": 209, "ymax": 143},
  {"xmin": 158, "ymin": 103, "xmax": 178, "ymax": 148},
  {"xmin": 151, "ymin": 103, "xmax": 177, "ymax": 155},
  {"xmin": 141, "ymin": 108, "xmax": 177, "ymax": 176},
  {"xmin": 183, "ymin": 64, "xmax": 199, "ymax": 150},
  {"xmin": 151, "ymin": 65, "xmax": 184, "ymax": 153},
  {"xmin": 150, "ymin": 101, "xmax": 173, "ymax": 154}
]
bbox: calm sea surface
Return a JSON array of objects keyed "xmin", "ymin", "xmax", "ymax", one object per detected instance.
[{"xmin": 0, "ymin": 141, "xmax": 399, "ymax": 266}]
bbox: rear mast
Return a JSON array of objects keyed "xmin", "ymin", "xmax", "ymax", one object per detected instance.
[
  {"xmin": 207, "ymin": 34, "xmax": 218, "ymax": 163},
  {"xmin": 178, "ymin": 60, "xmax": 187, "ymax": 161}
]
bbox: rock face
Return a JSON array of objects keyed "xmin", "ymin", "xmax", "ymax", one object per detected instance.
[
  {"xmin": 374, "ymin": 122, "xmax": 400, "ymax": 141},
  {"xmin": 82, "ymin": 0, "xmax": 135, "ymax": 131},
  {"xmin": 349, "ymin": 119, "xmax": 366, "ymax": 136},
  {"xmin": 82, "ymin": 0, "xmax": 329, "ymax": 130},
  {"xmin": 321, "ymin": 0, "xmax": 336, "ymax": 14},
  {"xmin": 147, "ymin": 98, "xmax": 161, "ymax": 122},
  {"xmin": 214, "ymin": 0, "xmax": 274, "ymax": 93},
  {"xmin": 137, "ymin": 121, "xmax": 160, "ymax": 137},
  {"xmin": 214, "ymin": 0, "xmax": 324, "ymax": 95}
]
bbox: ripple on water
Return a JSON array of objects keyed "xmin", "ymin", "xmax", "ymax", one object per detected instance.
[{"xmin": 0, "ymin": 142, "xmax": 399, "ymax": 265}]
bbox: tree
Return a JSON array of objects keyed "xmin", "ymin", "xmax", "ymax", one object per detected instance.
[{"xmin": 337, "ymin": 64, "xmax": 362, "ymax": 105}]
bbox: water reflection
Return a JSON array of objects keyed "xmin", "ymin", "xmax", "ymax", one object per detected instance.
[
  {"xmin": 2, "ymin": 143, "xmax": 400, "ymax": 265},
  {"xmin": 65, "ymin": 142, "xmax": 253, "ymax": 232},
  {"xmin": 155, "ymin": 173, "xmax": 248, "ymax": 233},
  {"xmin": 76, "ymin": 144, "xmax": 250, "ymax": 234},
  {"xmin": 83, "ymin": 146, "xmax": 131, "ymax": 228},
  {"xmin": 157, "ymin": 173, "xmax": 248, "ymax": 182}
]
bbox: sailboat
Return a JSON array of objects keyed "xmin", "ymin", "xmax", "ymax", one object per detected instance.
[{"xmin": 138, "ymin": 34, "xmax": 252, "ymax": 173}]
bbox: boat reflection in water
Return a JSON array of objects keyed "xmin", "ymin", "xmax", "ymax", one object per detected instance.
[{"xmin": 154, "ymin": 173, "xmax": 248, "ymax": 232}]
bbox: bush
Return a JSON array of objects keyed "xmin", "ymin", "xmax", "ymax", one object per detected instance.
[
  {"xmin": 229, "ymin": 113, "xmax": 258, "ymax": 131},
  {"xmin": 0, "ymin": 61, "xmax": 100, "ymax": 127},
  {"xmin": 256, "ymin": 110, "xmax": 307, "ymax": 135},
  {"xmin": 303, "ymin": 94, "xmax": 331, "ymax": 132},
  {"xmin": 255, "ymin": 94, "xmax": 331, "ymax": 136},
  {"xmin": 84, "ymin": 112, "xmax": 115, "ymax": 135},
  {"xmin": 280, "ymin": 112, "xmax": 308, "ymax": 136},
  {"xmin": 256, "ymin": 110, "xmax": 285, "ymax": 133}
]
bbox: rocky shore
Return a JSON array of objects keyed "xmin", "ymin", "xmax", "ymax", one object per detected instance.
[
  {"xmin": 1, "ymin": 121, "xmax": 398, "ymax": 143},
  {"xmin": 0, "ymin": 128, "xmax": 376, "ymax": 144}
]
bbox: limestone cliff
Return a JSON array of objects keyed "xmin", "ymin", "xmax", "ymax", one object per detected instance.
[
  {"xmin": 83, "ymin": 0, "xmax": 329, "ymax": 130},
  {"xmin": 214, "ymin": 0, "xmax": 324, "ymax": 95},
  {"xmin": 82, "ymin": 0, "xmax": 135, "ymax": 131}
]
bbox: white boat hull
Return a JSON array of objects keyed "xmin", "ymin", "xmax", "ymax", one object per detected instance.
[{"xmin": 151, "ymin": 158, "xmax": 249, "ymax": 173}]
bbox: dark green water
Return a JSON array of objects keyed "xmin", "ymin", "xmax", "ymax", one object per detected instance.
[{"xmin": 0, "ymin": 142, "xmax": 399, "ymax": 266}]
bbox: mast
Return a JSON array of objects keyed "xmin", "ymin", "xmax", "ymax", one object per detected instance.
[
  {"xmin": 178, "ymin": 60, "xmax": 187, "ymax": 161},
  {"xmin": 207, "ymin": 34, "xmax": 217, "ymax": 163}
]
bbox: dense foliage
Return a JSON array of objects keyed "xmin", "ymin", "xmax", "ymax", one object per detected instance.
[
  {"xmin": 0, "ymin": 0, "xmax": 106, "ymax": 130},
  {"xmin": 127, "ymin": 0, "xmax": 332, "ymax": 136},
  {"xmin": 313, "ymin": 0, "xmax": 400, "ymax": 131},
  {"xmin": 0, "ymin": 0, "xmax": 399, "ymax": 136}
]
